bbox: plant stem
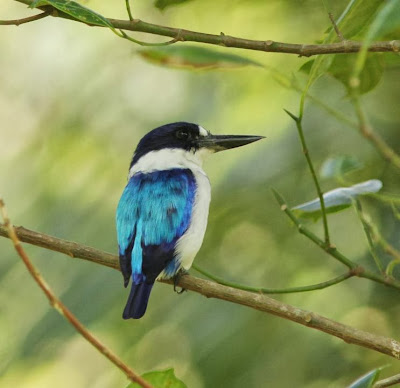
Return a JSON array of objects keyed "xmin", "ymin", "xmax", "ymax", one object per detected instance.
[{"xmin": 193, "ymin": 264, "xmax": 353, "ymax": 294}]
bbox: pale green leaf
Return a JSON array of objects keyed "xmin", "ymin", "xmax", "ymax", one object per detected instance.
[
  {"xmin": 139, "ymin": 45, "xmax": 262, "ymax": 70},
  {"xmin": 126, "ymin": 368, "xmax": 187, "ymax": 388},
  {"xmin": 292, "ymin": 179, "xmax": 383, "ymax": 220}
]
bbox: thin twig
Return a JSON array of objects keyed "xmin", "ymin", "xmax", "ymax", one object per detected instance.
[
  {"xmin": 375, "ymin": 373, "xmax": 400, "ymax": 388},
  {"xmin": 118, "ymin": 29, "xmax": 179, "ymax": 46},
  {"xmin": 0, "ymin": 201, "xmax": 152, "ymax": 388},
  {"xmin": 125, "ymin": 0, "xmax": 133, "ymax": 21},
  {"xmin": 353, "ymin": 199, "xmax": 384, "ymax": 273},
  {"xmin": 1, "ymin": 223, "xmax": 400, "ymax": 359},
  {"xmin": 271, "ymin": 189, "xmax": 400, "ymax": 291},
  {"xmin": 193, "ymin": 264, "xmax": 354, "ymax": 294},
  {"xmin": 328, "ymin": 12, "xmax": 345, "ymax": 41},
  {"xmin": 10, "ymin": 0, "xmax": 400, "ymax": 56},
  {"xmin": 351, "ymin": 93, "xmax": 400, "ymax": 170},
  {"xmin": 284, "ymin": 109, "xmax": 331, "ymax": 246},
  {"xmin": 0, "ymin": 9, "xmax": 51, "ymax": 25}
]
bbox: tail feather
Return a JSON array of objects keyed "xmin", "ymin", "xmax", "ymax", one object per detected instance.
[{"xmin": 123, "ymin": 282, "xmax": 154, "ymax": 319}]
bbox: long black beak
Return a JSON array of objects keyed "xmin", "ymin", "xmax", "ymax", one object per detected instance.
[{"xmin": 198, "ymin": 134, "xmax": 265, "ymax": 151}]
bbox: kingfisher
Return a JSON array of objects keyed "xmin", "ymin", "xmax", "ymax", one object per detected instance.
[{"xmin": 116, "ymin": 122, "xmax": 263, "ymax": 319}]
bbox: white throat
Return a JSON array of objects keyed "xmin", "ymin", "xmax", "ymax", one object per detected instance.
[{"xmin": 129, "ymin": 148, "xmax": 213, "ymax": 177}]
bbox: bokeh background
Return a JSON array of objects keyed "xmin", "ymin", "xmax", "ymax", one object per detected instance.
[{"xmin": 1, "ymin": 0, "xmax": 400, "ymax": 387}]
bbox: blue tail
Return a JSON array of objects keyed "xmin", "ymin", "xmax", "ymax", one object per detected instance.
[{"xmin": 123, "ymin": 282, "xmax": 154, "ymax": 319}]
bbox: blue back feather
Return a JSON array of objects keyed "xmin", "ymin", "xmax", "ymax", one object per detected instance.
[{"xmin": 116, "ymin": 168, "xmax": 196, "ymax": 285}]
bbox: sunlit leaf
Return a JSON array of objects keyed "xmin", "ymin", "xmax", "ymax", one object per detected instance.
[
  {"xmin": 154, "ymin": 0, "xmax": 193, "ymax": 10},
  {"xmin": 330, "ymin": 53, "xmax": 384, "ymax": 94},
  {"xmin": 139, "ymin": 45, "xmax": 262, "ymax": 70},
  {"xmin": 347, "ymin": 368, "xmax": 382, "ymax": 388},
  {"xmin": 320, "ymin": 156, "xmax": 363, "ymax": 179},
  {"xmin": 292, "ymin": 180, "xmax": 383, "ymax": 220},
  {"xmin": 30, "ymin": 0, "xmax": 115, "ymax": 30},
  {"xmin": 127, "ymin": 368, "xmax": 187, "ymax": 388}
]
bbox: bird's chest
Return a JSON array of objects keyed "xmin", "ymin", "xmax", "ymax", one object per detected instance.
[{"xmin": 175, "ymin": 170, "xmax": 211, "ymax": 269}]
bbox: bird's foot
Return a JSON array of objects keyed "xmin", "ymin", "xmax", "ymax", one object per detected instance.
[{"xmin": 173, "ymin": 269, "xmax": 188, "ymax": 294}]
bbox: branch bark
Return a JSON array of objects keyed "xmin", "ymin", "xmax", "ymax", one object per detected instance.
[
  {"xmin": 1, "ymin": 223, "xmax": 400, "ymax": 360},
  {"xmin": 11, "ymin": 0, "xmax": 400, "ymax": 57}
]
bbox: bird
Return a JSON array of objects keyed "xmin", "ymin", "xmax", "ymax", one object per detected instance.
[{"xmin": 116, "ymin": 122, "xmax": 264, "ymax": 319}]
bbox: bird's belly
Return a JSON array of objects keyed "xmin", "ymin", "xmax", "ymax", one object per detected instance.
[
  {"xmin": 158, "ymin": 170, "xmax": 211, "ymax": 279},
  {"xmin": 176, "ymin": 171, "xmax": 211, "ymax": 270}
]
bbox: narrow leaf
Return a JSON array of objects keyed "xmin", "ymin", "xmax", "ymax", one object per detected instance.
[
  {"xmin": 347, "ymin": 368, "xmax": 382, "ymax": 388},
  {"xmin": 292, "ymin": 179, "xmax": 383, "ymax": 220},
  {"xmin": 30, "ymin": 0, "xmax": 115, "ymax": 30},
  {"xmin": 126, "ymin": 368, "xmax": 187, "ymax": 388},
  {"xmin": 320, "ymin": 156, "xmax": 363, "ymax": 179},
  {"xmin": 139, "ymin": 45, "xmax": 262, "ymax": 70}
]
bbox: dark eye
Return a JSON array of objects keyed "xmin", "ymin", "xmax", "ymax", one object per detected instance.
[{"xmin": 176, "ymin": 129, "xmax": 189, "ymax": 139}]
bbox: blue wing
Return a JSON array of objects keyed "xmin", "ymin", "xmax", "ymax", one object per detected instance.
[{"xmin": 116, "ymin": 168, "xmax": 196, "ymax": 286}]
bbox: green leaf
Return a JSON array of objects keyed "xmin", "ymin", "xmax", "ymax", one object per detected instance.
[
  {"xmin": 154, "ymin": 0, "xmax": 193, "ymax": 10},
  {"xmin": 301, "ymin": 0, "xmax": 382, "ymax": 99},
  {"xmin": 292, "ymin": 179, "xmax": 383, "ymax": 220},
  {"xmin": 320, "ymin": 156, "xmax": 363, "ymax": 179},
  {"xmin": 126, "ymin": 368, "xmax": 187, "ymax": 388},
  {"xmin": 335, "ymin": 0, "xmax": 383, "ymax": 39},
  {"xmin": 330, "ymin": 53, "xmax": 384, "ymax": 94},
  {"xmin": 138, "ymin": 45, "xmax": 262, "ymax": 70},
  {"xmin": 30, "ymin": 0, "xmax": 115, "ymax": 30},
  {"xmin": 353, "ymin": 0, "xmax": 400, "ymax": 81},
  {"xmin": 347, "ymin": 368, "xmax": 382, "ymax": 388}
]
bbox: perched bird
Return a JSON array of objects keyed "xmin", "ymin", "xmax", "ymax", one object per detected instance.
[{"xmin": 116, "ymin": 122, "xmax": 263, "ymax": 319}]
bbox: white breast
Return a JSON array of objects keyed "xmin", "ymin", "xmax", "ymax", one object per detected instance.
[{"xmin": 175, "ymin": 169, "xmax": 211, "ymax": 270}]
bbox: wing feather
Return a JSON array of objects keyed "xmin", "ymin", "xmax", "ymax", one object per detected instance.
[{"xmin": 116, "ymin": 168, "xmax": 196, "ymax": 285}]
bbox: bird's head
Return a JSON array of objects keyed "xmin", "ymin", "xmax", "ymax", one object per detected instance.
[{"xmin": 129, "ymin": 122, "xmax": 264, "ymax": 174}]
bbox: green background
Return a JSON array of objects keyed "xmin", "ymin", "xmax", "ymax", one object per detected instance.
[{"xmin": 1, "ymin": 0, "xmax": 400, "ymax": 387}]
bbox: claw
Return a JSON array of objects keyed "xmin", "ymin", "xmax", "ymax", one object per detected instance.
[{"xmin": 173, "ymin": 270, "xmax": 188, "ymax": 294}]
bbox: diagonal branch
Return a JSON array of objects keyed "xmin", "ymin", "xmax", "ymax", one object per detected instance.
[
  {"xmin": 10, "ymin": 0, "xmax": 400, "ymax": 56},
  {"xmin": 0, "ymin": 205, "xmax": 152, "ymax": 388},
  {"xmin": 1, "ymin": 223, "xmax": 400, "ymax": 359}
]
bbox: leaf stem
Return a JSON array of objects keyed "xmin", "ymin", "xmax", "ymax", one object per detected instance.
[
  {"xmin": 353, "ymin": 199, "xmax": 384, "ymax": 273},
  {"xmin": 125, "ymin": 0, "xmax": 133, "ymax": 21},
  {"xmin": 192, "ymin": 264, "xmax": 353, "ymax": 294},
  {"xmin": 284, "ymin": 109, "xmax": 331, "ymax": 246}
]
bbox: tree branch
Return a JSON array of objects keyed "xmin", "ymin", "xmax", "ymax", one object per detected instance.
[
  {"xmin": 0, "ymin": 9, "xmax": 51, "ymax": 25},
  {"xmin": 10, "ymin": 0, "xmax": 400, "ymax": 56},
  {"xmin": 375, "ymin": 373, "xmax": 400, "ymax": 388},
  {"xmin": 1, "ymin": 223, "xmax": 400, "ymax": 360},
  {"xmin": 0, "ymin": 202, "xmax": 152, "ymax": 388}
]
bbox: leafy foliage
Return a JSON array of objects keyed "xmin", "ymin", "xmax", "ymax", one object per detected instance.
[{"xmin": 127, "ymin": 369, "xmax": 187, "ymax": 388}]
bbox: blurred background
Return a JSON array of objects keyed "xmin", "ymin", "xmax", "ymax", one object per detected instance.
[{"xmin": 1, "ymin": 0, "xmax": 400, "ymax": 387}]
